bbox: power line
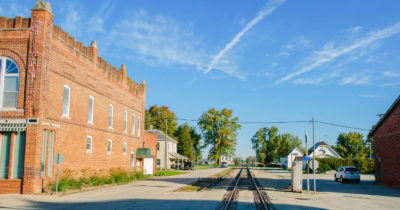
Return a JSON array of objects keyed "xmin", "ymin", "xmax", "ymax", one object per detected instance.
[
  {"xmin": 315, "ymin": 120, "xmax": 370, "ymax": 131},
  {"xmin": 176, "ymin": 118, "xmax": 370, "ymax": 131}
]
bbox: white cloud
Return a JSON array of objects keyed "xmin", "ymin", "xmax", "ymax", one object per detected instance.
[
  {"xmin": 339, "ymin": 72, "xmax": 371, "ymax": 85},
  {"xmin": 378, "ymin": 82, "xmax": 400, "ymax": 87},
  {"xmin": 0, "ymin": 2, "xmax": 30, "ymax": 17},
  {"xmin": 205, "ymin": 0, "xmax": 285, "ymax": 74},
  {"xmin": 359, "ymin": 94, "xmax": 382, "ymax": 98},
  {"xmin": 278, "ymin": 36, "xmax": 312, "ymax": 56},
  {"xmin": 346, "ymin": 26, "xmax": 363, "ymax": 34},
  {"xmin": 383, "ymin": 71, "xmax": 400, "ymax": 77},
  {"xmin": 59, "ymin": 3, "xmax": 82, "ymax": 36},
  {"xmin": 88, "ymin": 0, "xmax": 118, "ymax": 33},
  {"xmin": 274, "ymin": 22, "xmax": 400, "ymax": 85},
  {"xmin": 293, "ymin": 78, "xmax": 324, "ymax": 85}
]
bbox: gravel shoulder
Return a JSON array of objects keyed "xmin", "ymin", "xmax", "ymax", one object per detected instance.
[{"xmin": 252, "ymin": 168, "xmax": 400, "ymax": 210}]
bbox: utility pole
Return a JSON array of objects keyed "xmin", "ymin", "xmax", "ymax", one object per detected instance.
[
  {"xmin": 312, "ymin": 118, "xmax": 316, "ymax": 194},
  {"xmin": 165, "ymin": 117, "xmax": 168, "ymax": 170},
  {"xmin": 305, "ymin": 131, "xmax": 310, "ymax": 194}
]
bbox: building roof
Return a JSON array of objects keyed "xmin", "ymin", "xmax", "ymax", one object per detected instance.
[
  {"xmin": 144, "ymin": 129, "xmax": 178, "ymax": 143},
  {"xmin": 369, "ymin": 95, "xmax": 400, "ymax": 137},
  {"xmin": 307, "ymin": 141, "xmax": 328, "ymax": 155},
  {"xmin": 285, "ymin": 147, "xmax": 304, "ymax": 158}
]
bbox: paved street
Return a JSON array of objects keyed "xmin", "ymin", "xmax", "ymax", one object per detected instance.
[
  {"xmin": 253, "ymin": 168, "xmax": 400, "ymax": 210},
  {"xmin": 0, "ymin": 168, "xmax": 229, "ymax": 210}
]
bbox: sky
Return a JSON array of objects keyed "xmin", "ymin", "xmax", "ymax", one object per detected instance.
[{"xmin": 2, "ymin": 0, "xmax": 400, "ymax": 159}]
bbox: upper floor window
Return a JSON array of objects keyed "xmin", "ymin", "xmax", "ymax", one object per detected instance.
[
  {"xmin": 88, "ymin": 96, "xmax": 94, "ymax": 123},
  {"xmin": 124, "ymin": 111, "xmax": 128, "ymax": 132},
  {"xmin": 157, "ymin": 142, "xmax": 160, "ymax": 151},
  {"xmin": 0, "ymin": 57, "xmax": 20, "ymax": 108},
  {"xmin": 137, "ymin": 116, "xmax": 141, "ymax": 136},
  {"xmin": 62, "ymin": 85, "xmax": 70, "ymax": 116},
  {"xmin": 109, "ymin": 104, "xmax": 113, "ymax": 128},
  {"xmin": 132, "ymin": 114, "xmax": 135, "ymax": 134}
]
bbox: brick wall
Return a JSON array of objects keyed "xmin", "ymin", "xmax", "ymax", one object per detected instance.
[
  {"xmin": 373, "ymin": 101, "xmax": 400, "ymax": 189},
  {"xmin": 144, "ymin": 132, "xmax": 157, "ymax": 173},
  {"xmin": 0, "ymin": 2, "xmax": 149, "ymax": 194}
]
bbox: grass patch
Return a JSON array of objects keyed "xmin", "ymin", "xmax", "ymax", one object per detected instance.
[
  {"xmin": 154, "ymin": 170, "xmax": 187, "ymax": 176},
  {"xmin": 214, "ymin": 168, "xmax": 233, "ymax": 178},
  {"xmin": 195, "ymin": 165, "xmax": 215, "ymax": 170},
  {"xmin": 50, "ymin": 167, "xmax": 145, "ymax": 193},
  {"xmin": 178, "ymin": 185, "xmax": 202, "ymax": 192}
]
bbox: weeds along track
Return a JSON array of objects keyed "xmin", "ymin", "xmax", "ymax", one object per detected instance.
[{"xmin": 216, "ymin": 166, "xmax": 272, "ymax": 210}]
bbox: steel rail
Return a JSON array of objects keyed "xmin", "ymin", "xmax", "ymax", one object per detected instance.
[
  {"xmin": 248, "ymin": 167, "xmax": 270, "ymax": 210},
  {"xmin": 223, "ymin": 167, "xmax": 244, "ymax": 210}
]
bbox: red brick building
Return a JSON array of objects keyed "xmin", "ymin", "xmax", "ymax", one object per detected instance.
[
  {"xmin": 369, "ymin": 95, "xmax": 400, "ymax": 189},
  {"xmin": 0, "ymin": 0, "xmax": 156, "ymax": 194}
]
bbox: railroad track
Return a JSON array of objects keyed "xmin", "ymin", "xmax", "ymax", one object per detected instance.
[{"xmin": 216, "ymin": 166, "xmax": 272, "ymax": 210}]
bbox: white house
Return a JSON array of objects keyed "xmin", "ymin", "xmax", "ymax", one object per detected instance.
[
  {"xmin": 308, "ymin": 142, "xmax": 341, "ymax": 158},
  {"xmin": 221, "ymin": 155, "xmax": 234, "ymax": 164},
  {"xmin": 280, "ymin": 148, "xmax": 304, "ymax": 168},
  {"xmin": 145, "ymin": 129, "xmax": 189, "ymax": 169}
]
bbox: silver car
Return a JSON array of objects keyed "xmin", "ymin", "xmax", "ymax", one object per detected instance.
[
  {"xmin": 221, "ymin": 162, "xmax": 228, "ymax": 168},
  {"xmin": 334, "ymin": 166, "xmax": 360, "ymax": 183}
]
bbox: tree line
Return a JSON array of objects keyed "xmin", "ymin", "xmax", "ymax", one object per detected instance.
[
  {"xmin": 251, "ymin": 125, "xmax": 373, "ymax": 166},
  {"xmin": 145, "ymin": 105, "xmax": 241, "ymax": 165}
]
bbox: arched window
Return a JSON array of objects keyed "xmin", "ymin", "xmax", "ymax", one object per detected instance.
[{"xmin": 0, "ymin": 57, "xmax": 20, "ymax": 108}]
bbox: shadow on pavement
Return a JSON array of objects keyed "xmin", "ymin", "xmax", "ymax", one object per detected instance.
[{"xmin": 18, "ymin": 198, "xmax": 330, "ymax": 210}]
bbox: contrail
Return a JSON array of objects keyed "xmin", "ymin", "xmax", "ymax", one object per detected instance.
[{"xmin": 204, "ymin": 0, "xmax": 285, "ymax": 74}]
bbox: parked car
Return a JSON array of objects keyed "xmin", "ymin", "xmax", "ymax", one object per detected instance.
[
  {"xmin": 221, "ymin": 162, "xmax": 228, "ymax": 168},
  {"xmin": 334, "ymin": 166, "xmax": 360, "ymax": 183},
  {"xmin": 184, "ymin": 162, "xmax": 195, "ymax": 170}
]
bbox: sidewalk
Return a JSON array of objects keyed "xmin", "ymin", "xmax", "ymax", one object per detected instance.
[{"xmin": 0, "ymin": 168, "xmax": 228, "ymax": 209}]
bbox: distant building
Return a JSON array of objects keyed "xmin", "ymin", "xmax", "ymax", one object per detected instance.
[
  {"xmin": 145, "ymin": 129, "xmax": 188, "ymax": 169},
  {"xmin": 369, "ymin": 95, "xmax": 400, "ymax": 189},
  {"xmin": 221, "ymin": 155, "xmax": 234, "ymax": 164},
  {"xmin": 308, "ymin": 142, "xmax": 341, "ymax": 158},
  {"xmin": 280, "ymin": 148, "xmax": 304, "ymax": 168}
]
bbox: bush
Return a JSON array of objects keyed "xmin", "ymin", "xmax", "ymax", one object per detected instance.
[
  {"xmin": 52, "ymin": 178, "xmax": 82, "ymax": 192},
  {"xmin": 316, "ymin": 158, "xmax": 374, "ymax": 174}
]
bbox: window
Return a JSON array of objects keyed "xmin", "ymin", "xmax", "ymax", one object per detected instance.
[
  {"xmin": 124, "ymin": 111, "xmax": 127, "ymax": 132},
  {"xmin": 123, "ymin": 142, "xmax": 127, "ymax": 154},
  {"xmin": 40, "ymin": 130, "xmax": 48, "ymax": 178},
  {"xmin": 137, "ymin": 116, "xmax": 141, "ymax": 136},
  {"xmin": 0, "ymin": 57, "xmax": 20, "ymax": 108},
  {"xmin": 157, "ymin": 142, "xmax": 160, "ymax": 151},
  {"xmin": 47, "ymin": 131, "xmax": 54, "ymax": 177},
  {"xmin": 86, "ymin": 136, "xmax": 92, "ymax": 153},
  {"xmin": 0, "ymin": 133, "xmax": 11, "ymax": 179},
  {"xmin": 88, "ymin": 96, "xmax": 94, "ymax": 123},
  {"xmin": 107, "ymin": 139, "xmax": 112, "ymax": 154},
  {"xmin": 13, "ymin": 132, "xmax": 26, "ymax": 179},
  {"xmin": 62, "ymin": 85, "xmax": 70, "ymax": 116},
  {"xmin": 109, "ymin": 104, "xmax": 113, "ymax": 128},
  {"xmin": 132, "ymin": 114, "xmax": 135, "ymax": 134},
  {"xmin": 157, "ymin": 159, "xmax": 160, "ymax": 165}
]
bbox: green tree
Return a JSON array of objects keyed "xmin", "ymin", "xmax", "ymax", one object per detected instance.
[
  {"xmin": 175, "ymin": 123, "xmax": 202, "ymax": 162},
  {"xmin": 251, "ymin": 126, "xmax": 302, "ymax": 165},
  {"xmin": 145, "ymin": 105, "xmax": 178, "ymax": 138},
  {"xmin": 198, "ymin": 108, "xmax": 241, "ymax": 166},
  {"xmin": 246, "ymin": 156, "xmax": 256, "ymax": 165},
  {"xmin": 336, "ymin": 132, "xmax": 367, "ymax": 158},
  {"xmin": 233, "ymin": 157, "xmax": 242, "ymax": 166}
]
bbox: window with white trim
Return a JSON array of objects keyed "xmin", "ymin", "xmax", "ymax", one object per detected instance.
[
  {"xmin": 86, "ymin": 136, "xmax": 92, "ymax": 152},
  {"xmin": 123, "ymin": 142, "xmax": 127, "ymax": 155},
  {"xmin": 138, "ymin": 116, "xmax": 141, "ymax": 136},
  {"xmin": 62, "ymin": 85, "xmax": 70, "ymax": 116},
  {"xmin": 109, "ymin": 104, "xmax": 113, "ymax": 128},
  {"xmin": 88, "ymin": 96, "xmax": 94, "ymax": 123},
  {"xmin": 132, "ymin": 114, "xmax": 135, "ymax": 134},
  {"xmin": 107, "ymin": 139, "xmax": 112, "ymax": 154},
  {"xmin": 124, "ymin": 110, "xmax": 127, "ymax": 132},
  {"xmin": 0, "ymin": 57, "xmax": 20, "ymax": 108}
]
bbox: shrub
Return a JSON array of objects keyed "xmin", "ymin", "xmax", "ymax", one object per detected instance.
[
  {"xmin": 315, "ymin": 158, "xmax": 374, "ymax": 174},
  {"xmin": 52, "ymin": 178, "xmax": 82, "ymax": 192}
]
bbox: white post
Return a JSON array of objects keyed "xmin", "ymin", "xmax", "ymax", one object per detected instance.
[
  {"xmin": 312, "ymin": 118, "xmax": 316, "ymax": 194},
  {"xmin": 305, "ymin": 131, "xmax": 309, "ymax": 194}
]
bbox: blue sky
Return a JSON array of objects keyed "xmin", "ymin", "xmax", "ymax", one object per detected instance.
[{"xmin": 3, "ymin": 0, "xmax": 400, "ymax": 158}]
